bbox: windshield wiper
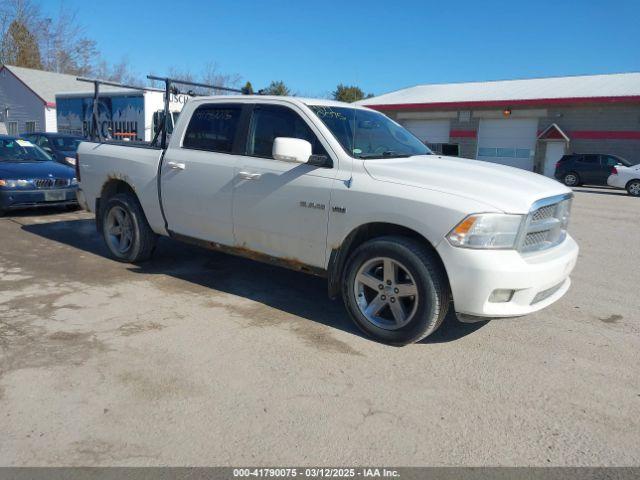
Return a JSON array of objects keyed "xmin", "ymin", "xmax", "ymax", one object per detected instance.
[{"xmin": 357, "ymin": 151, "xmax": 411, "ymax": 159}]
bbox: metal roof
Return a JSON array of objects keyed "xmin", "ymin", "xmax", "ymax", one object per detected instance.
[
  {"xmin": 358, "ymin": 72, "xmax": 640, "ymax": 108},
  {"xmin": 1, "ymin": 64, "xmax": 137, "ymax": 105}
]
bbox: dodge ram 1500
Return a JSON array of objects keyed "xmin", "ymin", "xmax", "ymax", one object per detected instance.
[{"xmin": 76, "ymin": 96, "xmax": 579, "ymax": 345}]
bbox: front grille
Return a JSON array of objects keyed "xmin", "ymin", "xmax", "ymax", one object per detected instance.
[
  {"xmin": 531, "ymin": 204, "xmax": 556, "ymax": 222},
  {"xmin": 531, "ymin": 280, "xmax": 565, "ymax": 305},
  {"xmin": 524, "ymin": 230, "xmax": 550, "ymax": 248},
  {"xmin": 34, "ymin": 178, "xmax": 70, "ymax": 189},
  {"xmin": 518, "ymin": 195, "xmax": 572, "ymax": 253}
]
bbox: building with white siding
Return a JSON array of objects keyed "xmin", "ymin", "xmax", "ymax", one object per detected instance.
[{"xmin": 0, "ymin": 64, "xmax": 124, "ymax": 136}]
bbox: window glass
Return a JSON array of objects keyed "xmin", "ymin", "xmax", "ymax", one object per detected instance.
[
  {"xmin": 183, "ymin": 105, "xmax": 242, "ymax": 153},
  {"xmin": 51, "ymin": 136, "xmax": 81, "ymax": 149},
  {"xmin": 478, "ymin": 147, "xmax": 497, "ymax": 157},
  {"xmin": 579, "ymin": 155, "xmax": 599, "ymax": 164},
  {"xmin": 601, "ymin": 155, "xmax": 632, "ymax": 167},
  {"xmin": 247, "ymin": 106, "xmax": 326, "ymax": 158},
  {"xmin": 309, "ymin": 106, "xmax": 430, "ymax": 159},
  {"xmin": 0, "ymin": 138, "xmax": 52, "ymax": 162},
  {"xmin": 441, "ymin": 144, "xmax": 459, "ymax": 157},
  {"xmin": 497, "ymin": 148, "xmax": 515, "ymax": 158},
  {"xmin": 428, "ymin": 143, "xmax": 460, "ymax": 157}
]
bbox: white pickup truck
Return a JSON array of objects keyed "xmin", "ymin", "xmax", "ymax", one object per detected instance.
[{"xmin": 76, "ymin": 96, "xmax": 579, "ymax": 345}]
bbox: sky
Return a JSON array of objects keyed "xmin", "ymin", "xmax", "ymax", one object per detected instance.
[{"xmin": 42, "ymin": 0, "xmax": 640, "ymax": 98}]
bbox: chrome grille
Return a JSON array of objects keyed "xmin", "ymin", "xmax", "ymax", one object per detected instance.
[
  {"xmin": 531, "ymin": 204, "xmax": 556, "ymax": 222},
  {"xmin": 524, "ymin": 230, "xmax": 550, "ymax": 247},
  {"xmin": 518, "ymin": 195, "xmax": 572, "ymax": 253},
  {"xmin": 34, "ymin": 178, "xmax": 70, "ymax": 189}
]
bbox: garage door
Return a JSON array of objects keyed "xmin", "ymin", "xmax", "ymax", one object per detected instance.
[
  {"xmin": 477, "ymin": 119, "xmax": 538, "ymax": 170},
  {"xmin": 402, "ymin": 119, "xmax": 450, "ymax": 144}
]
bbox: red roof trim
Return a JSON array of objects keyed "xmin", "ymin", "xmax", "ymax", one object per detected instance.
[
  {"xmin": 367, "ymin": 95, "xmax": 640, "ymax": 111},
  {"xmin": 537, "ymin": 123, "xmax": 570, "ymax": 141},
  {"xmin": 0, "ymin": 65, "xmax": 48, "ymax": 106},
  {"xmin": 570, "ymin": 130, "xmax": 640, "ymax": 140},
  {"xmin": 450, "ymin": 129, "xmax": 477, "ymax": 138}
]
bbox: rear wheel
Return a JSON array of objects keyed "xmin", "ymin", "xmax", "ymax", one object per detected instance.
[
  {"xmin": 101, "ymin": 193, "xmax": 156, "ymax": 262},
  {"xmin": 627, "ymin": 180, "xmax": 640, "ymax": 197},
  {"xmin": 342, "ymin": 236, "xmax": 450, "ymax": 345},
  {"xmin": 563, "ymin": 172, "xmax": 580, "ymax": 187}
]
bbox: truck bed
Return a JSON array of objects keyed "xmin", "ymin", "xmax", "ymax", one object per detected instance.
[{"xmin": 77, "ymin": 141, "xmax": 167, "ymax": 235}]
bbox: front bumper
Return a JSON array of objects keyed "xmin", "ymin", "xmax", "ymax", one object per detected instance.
[
  {"xmin": 0, "ymin": 187, "xmax": 78, "ymax": 210},
  {"xmin": 436, "ymin": 235, "xmax": 579, "ymax": 318}
]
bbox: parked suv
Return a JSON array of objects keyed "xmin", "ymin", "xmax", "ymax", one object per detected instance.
[
  {"xmin": 22, "ymin": 133, "xmax": 83, "ymax": 167},
  {"xmin": 555, "ymin": 153, "xmax": 633, "ymax": 187}
]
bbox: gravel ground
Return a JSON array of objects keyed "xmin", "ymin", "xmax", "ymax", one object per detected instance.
[{"xmin": 0, "ymin": 186, "xmax": 638, "ymax": 466}]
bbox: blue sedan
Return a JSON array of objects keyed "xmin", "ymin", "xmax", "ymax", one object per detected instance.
[{"xmin": 0, "ymin": 135, "xmax": 78, "ymax": 215}]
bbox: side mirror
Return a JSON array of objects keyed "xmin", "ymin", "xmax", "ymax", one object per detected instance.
[
  {"xmin": 273, "ymin": 137, "xmax": 311, "ymax": 164},
  {"xmin": 43, "ymin": 146, "xmax": 53, "ymax": 153}
]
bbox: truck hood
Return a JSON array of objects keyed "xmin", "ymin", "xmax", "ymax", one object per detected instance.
[
  {"xmin": 363, "ymin": 155, "xmax": 570, "ymax": 213},
  {"xmin": 0, "ymin": 160, "xmax": 75, "ymax": 179}
]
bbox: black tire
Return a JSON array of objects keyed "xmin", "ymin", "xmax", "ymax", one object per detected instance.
[
  {"xmin": 626, "ymin": 180, "xmax": 640, "ymax": 197},
  {"xmin": 562, "ymin": 172, "xmax": 580, "ymax": 187},
  {"xmin": 342, "ymin": 236, "xmax": 450, "ymax": 345},
  {"xmin": 101, "ymin": 193, "xmax": 156, "ymax": 263}
]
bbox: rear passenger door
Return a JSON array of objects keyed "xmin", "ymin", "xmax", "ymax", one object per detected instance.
[
  {"xmin": 160, "ymin": 103, "xmax": 246, "ymax": 245},
  {"xmin": 577, "ymin": 155, "xmax": 600, "ymax": 184},
  {"xmin": 232, "ymin": 104, "xmax": 336, "ymax": 269}
]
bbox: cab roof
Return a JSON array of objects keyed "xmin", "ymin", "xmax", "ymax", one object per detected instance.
[{"xmin": 187, "ymin": 95, "xmax": 373, "ymax": 110}]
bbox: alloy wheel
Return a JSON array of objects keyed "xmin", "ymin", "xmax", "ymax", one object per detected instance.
[
  {"xmin": 106, "ymin": 206, "xmax": 134, "ymax": 254},
  {"xmin": 353, "ymin": 257, "xmax": 419, "ymax": 330},
  {"xmin": 564, "ymin": 174, "xmax": 578, "ymax": 186}
]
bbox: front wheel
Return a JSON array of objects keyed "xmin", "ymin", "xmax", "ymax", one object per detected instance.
[
  {"xmin": 627, "ymin": 180, "xmax": 640, "ymax": 197},
  {"xmin": 342, "ymin": 236, "xmax": 450, "ymax": 345},
  {"xmin": 563, "ymin": 172, "xmax": 580, "ymax": 187},
  {"xmin": 101, "ymin": 193, "xmax": 157, "ymax": 263}
]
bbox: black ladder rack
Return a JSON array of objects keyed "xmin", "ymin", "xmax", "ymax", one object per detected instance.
[{"xmin": 76, "ymin": 75, "xmax": 254, "ymax": 147}]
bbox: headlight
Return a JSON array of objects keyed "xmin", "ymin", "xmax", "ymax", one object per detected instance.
[
  {"xmin": 71, "ymin": 177, "xmax": 78, "ymax": 185},
  {"xmin": 447, "ymin": 213, "xmax": 524, "ymax": 249},
  {"xmin": 0, "ymin": 179, "xmax": 34, "ymax": 188},
  {"xmin": 65, "ymin": 156, "xmax": 76, "ymax": 165}
]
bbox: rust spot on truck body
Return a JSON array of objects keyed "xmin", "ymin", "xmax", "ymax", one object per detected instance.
[
  {"xmin": 168, "ymin": 231, "xmax": 327, "ymax": 278},
  {"xmin": 105, "ymin": 173, "xmax": 135, "ymax": 191}
]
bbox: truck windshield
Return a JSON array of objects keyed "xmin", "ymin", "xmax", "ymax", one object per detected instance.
[{"xmin": 308, "ymin": 105, "xmax": 431, "ymax": 159}]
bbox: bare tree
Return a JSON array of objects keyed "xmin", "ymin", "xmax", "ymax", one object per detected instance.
[
  {"xmin": 161, "ymin": 63, "xmax": 242, "ymax": 95},
  {"xmin": 93, "ymin": 57, "xmax": 140, "ymax": 84},
  {"xmin": 201, "ymin": 62, "xmax": 241, "ymax": 94},
  {"xmin": 38, "ymin": 4, "xmax": 97, "ymax": 75}
]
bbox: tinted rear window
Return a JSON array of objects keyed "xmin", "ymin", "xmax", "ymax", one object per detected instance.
[
  {"xmin": 579, "ymin": 155, "xmax": 599, "ymax": 164},
  {"xmin": 183, "ymin": 105, "xmax": 242, "ymax": 153}
]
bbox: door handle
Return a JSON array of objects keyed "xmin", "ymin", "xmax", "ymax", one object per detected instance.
[
  {"xmin": 238, "ymin": 171, "xmax": 261, "ymax": 180},
  {"xmin": 167, "ymin": 161, "xmax": 185, "ymax": 170}
]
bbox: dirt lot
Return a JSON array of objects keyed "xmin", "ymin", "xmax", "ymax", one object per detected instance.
[{"xmin": 0, "ymin": 186, "xmax": 638, "ymax": 466}]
